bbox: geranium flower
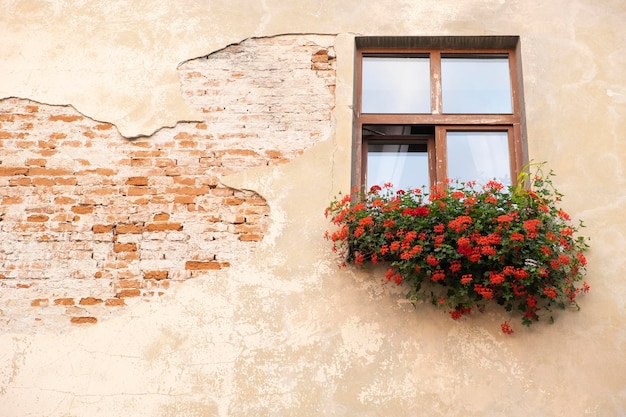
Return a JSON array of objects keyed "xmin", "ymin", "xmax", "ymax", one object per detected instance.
[{"xmin": 325, "ymin": 162, "xmax": 589, "ymax": 332}]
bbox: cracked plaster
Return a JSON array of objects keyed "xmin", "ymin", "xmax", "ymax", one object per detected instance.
[{"xmin": 2, "ymin": 0, "xmax": 626, "ymax": 416}]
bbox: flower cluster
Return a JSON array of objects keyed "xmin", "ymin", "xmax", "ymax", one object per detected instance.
[{"xmin": 325, "ymin": 164, "xmax": 590, "ymax": 333}]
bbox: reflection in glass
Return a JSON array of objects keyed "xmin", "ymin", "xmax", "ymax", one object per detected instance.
[
  {"xmin": 442, "ymin": 57, "xmax": 512, "ymax": 114},
  {"xmin": 446, "ymin": 131, "xmax": 510, "ymax": 185},
  {"xmin": 367, "ymin": 143, "xmax": 429, "ymax": 193},
  {"xmin": 362, "ymin": 56, "xmax": 430, "ymax": 114}
]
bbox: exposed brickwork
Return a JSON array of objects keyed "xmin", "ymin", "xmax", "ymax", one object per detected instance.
[{"xmin": 0, "ymin": 34, "xmax": 336, "ymax": 331}]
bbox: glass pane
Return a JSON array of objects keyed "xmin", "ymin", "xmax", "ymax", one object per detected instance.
[
  {"xmin": 446, "ymin": 131, "xmax": 511, "ymax": 185},
  {"xmin": 362, "ymin": 56, "xmax": 430, "ymax": 114},
  {"xmin": 367, "ymin": 143, "xmax": 429, "ymax": 193},
  {"xmin": 441, "ymin": 57, "xmax": 512, "ymax": 114}
]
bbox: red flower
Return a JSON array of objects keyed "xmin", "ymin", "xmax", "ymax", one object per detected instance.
[
  {"xmin": 426, "ymin": 255, "xmax": 439, "ymax": 266},
  {"xmin": 497, "ymin": 214, "xmax": 514, "ymax": 223},
  {"xmin": 501, "ymin": 322, "xmax": 514, "ymax": 334},
  {"xmin": 385, "ymin": 268, "xmax": 394, "ymax": 282},
  {"xmin": 448, "ymin": 216, "xmax": 472, "ymax": 233},
  {"xmin": 484, "ymin": 195, "xmax": 498, "ymax": 204},
  {"xmin": 489, "ymin": 272, "xmax": 505, "ymax": 285},
  {"xmin": 359, "ymin": 216, "xmax": 373, "ymax": 226},
  {"xmin": 450, "ymin": 260, "xmax": 462, "ymax": 273},
  {"xmin": 402, "ymin": 206, "xmax": 430, "ymax": 216},
  {"xmin": 461, "ymin": 274, "xmax": 473, "ymax": 285},
  {"xmin": 510, "ymin": 232, "xmax": 524, "ymax": 241},
  {"xmin": 383, "ymin": 218, "xmax": 395, "ymax": 228},
  {"xmin": 485, "ymin": 180, "xmax": 504, "ymax": 191},
  {"xmin": 557, "ymin": 209, "xmax": 570, "ymax": 220},
  {"xmin": 431, "ymin": 270, "xmax": 446, "ymax": 282},
  {"xmin": 481, "ymin": 246, "xmax": 497, "ymax": 256},
  {"xmin": 434, "ymin": 223, "xmax": 445, "ymax": 233},
  {"xmin": 543, "ymin": 287, "xmax": 557, "ymax": 299}
]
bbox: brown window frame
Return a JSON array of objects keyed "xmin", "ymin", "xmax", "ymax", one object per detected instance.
[{"xmin": 354, "ymin": 36, "xmax": 526, "ymax": 191}]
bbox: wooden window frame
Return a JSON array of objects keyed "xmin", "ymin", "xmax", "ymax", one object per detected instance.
[{"xmin": 354, "ymin": 36, "xmax": 526, "ymax": 191}]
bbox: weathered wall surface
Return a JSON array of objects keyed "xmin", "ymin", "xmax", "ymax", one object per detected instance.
[
  {"xmin": 0, "ymin": 36, "xmax": 335, "ymax": 332},
  {"xmin": 1, "ymin": 1, "xmax": 625, "ymax": 416}
]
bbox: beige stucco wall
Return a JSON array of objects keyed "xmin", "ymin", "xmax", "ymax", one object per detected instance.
[{"xmin": 1, "ymin": 1, "xmax": 625, "ymax": 416}]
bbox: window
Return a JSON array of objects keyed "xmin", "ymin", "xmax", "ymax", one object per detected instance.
[{"xmin": 354, "ymin": 36, "xmax": 526, "ymax": 192}]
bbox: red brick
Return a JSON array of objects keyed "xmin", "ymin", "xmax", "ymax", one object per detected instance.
[
  {"xmin": 55, "ymin": 196, "xmax": 77, "ymax": 205},
  {"xmin": 92, "ymin": 224, "xmax": 113, "ymax": 233},
  {"xmin": 113, "ymin": 243, "xmax": 137, "ymax": 252},
  {"xmin": 105, "ymin": 298, "xmax": 125, "ymax": 306},
  {"xmin": 116, "ymin": 289, "xmax": 141, "ymax": 298},
  {"xmin": 145, "ymin": 222, "xmax": 182, "ymax": 232},
  {"xmin": 224, "ymin": 197, "xmax": 244, "ymax": 206},
  {"xmin": 49, "ymin": 114, "xmax": 83, "ymax": 122},
  {"xmin": 185, "ymin": 261, "xmax": 223, "ymax": 270},
  {"xmin": 31, "ymin": 178, "xmax": 55, "ymax": 186},
  {"xmin": 79, "ymin": 297, "xmax": 103, "ymax": 305},
  {"xmin": 0, "ymin": 167, "xmax": 28, "ymax": 176},
  {"xmin": 143, "ymin": 270, "xmax": 169, "ymax": 280},
  {"xmin": 54, "ymin": 298, "xmax": 75, "ymax": 306},
  {"xmin": 153, "ymin": 213, "xmax": 170, "ymax": 221},
  {"xmin": 71, "ymin": 205, "xmax": 94, "ymax": 214},
  {"xmin": 115, "ymin": 223, "xmax": 143, "ymax": 234},
  {"xmin": 126, "ymin": 176, "xmax": 148, "ymax": 186},
  {"xmin": 48, "ymin": 133, "xmax": 66, "ymax": 140},
  {"xmin": 27, "ymin": 214, "xmax": 49, "ymax": 222},
  {"xmin": 54, "ymin": 177, "xmax": 77, "ymax": 185},
  {"xmin": 95, "ymin": 168, "xmax": 116, "ymax": 176},
  {"xmin": 93, "ymin": 123, "xmax": 113, "ymax": 130},
  {"xmin": 239, "ymin": 234, "xmax": 264, "ymax": 242},
  {"xmin": 25, "ymin": 158, "xmax": 46, "ymax": 166},
  {"xmin": 9, "ymin": 177, "xmax": 31, "ymax": 186},
  {"xmin": 2, "ymin": 197, "xmax": 23, "ymax": 205},
  {"xmin": 70, "ymin": 316, "xmax": 98, "ymax": 324},
  {"xmin": 116, "ymin": 279, "xmax": 140, "ymax": 289},
  {"xmin": 174, "ymin": 195, "xmax": 195, "ymax": 204},
  {"xmin": 31, "ymin": 298, "xmax": 49, "ymax": 307}
]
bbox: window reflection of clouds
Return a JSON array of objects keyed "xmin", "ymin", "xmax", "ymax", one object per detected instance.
[
  {"xmin": 362, "ymin": 57, "xmax": 430, "ymax": 114},
  {"xmin": 442, "ymin": 58, "xmax": 512, "ymax": 114},
  {"xmin": 446, "ymin": 132, "xmax": 510, "ymax": 185}
]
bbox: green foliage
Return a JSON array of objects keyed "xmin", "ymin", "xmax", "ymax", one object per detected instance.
[{"xmin": 325, "ymin": 163, "xmax": 590, "ymax": 334}]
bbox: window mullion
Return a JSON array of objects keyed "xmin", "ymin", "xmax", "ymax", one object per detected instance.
[
  {"xmin": 434, "ymin": 125, "xmax": 447, "ymax": 185},
  {"xmin": 431, "ymin": 52, "xmax": 442, "ymax": 115}
]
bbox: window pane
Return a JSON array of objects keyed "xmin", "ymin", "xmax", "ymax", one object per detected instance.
[
  {"xmin": 362, "ymin": 57, "xmax": 430, "ymax": 114},
  {"xmin": 446, "ymin": 131, "xmax": 511, "ymax": 185},
  {"xmin": 367, "ymin": 143, "xmax": 429, "ymax": 192},
  {"xmin": 441, "ymin": 57, "xmax": 512, "ymax": 114}
]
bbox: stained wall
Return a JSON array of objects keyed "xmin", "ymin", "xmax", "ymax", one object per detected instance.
[{"xmin": 1, "ymin": 1, "xmax": 625, "ymax": 416}]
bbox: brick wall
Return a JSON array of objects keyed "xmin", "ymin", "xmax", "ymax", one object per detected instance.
[{"xmin": 0, "ymin": 35, "xmax": 336, "ymax": 331}]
